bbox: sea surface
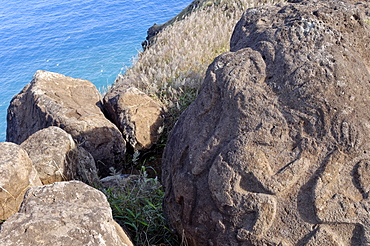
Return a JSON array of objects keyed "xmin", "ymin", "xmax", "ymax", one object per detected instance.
[{"xmin": 0, "ymin": 0, "xmax": 192, "ymax": 142}]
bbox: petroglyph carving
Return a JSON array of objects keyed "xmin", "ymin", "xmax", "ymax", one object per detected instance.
[
  {"xmin": 162, "ymin": 1, "xmax": 370, "ymax": 244},
  {"xmin": 208, "ymin": 135, "xmax": 309, "ymax": 240},
  {"xmin": 314, "ymin": 150, "xmax": 370, "ymax": 244}
]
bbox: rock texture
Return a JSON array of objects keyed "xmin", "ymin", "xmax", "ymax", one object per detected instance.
[
  {"xmin": 0, "ymin": 142, "xmax": 42, "ymax": 220},
  {"xmin": 162, "ymin": 0, "xmax": 370, "ymax": 245},
  {"xmin": 103, "ymin": 84, "xmax": 165, "ymax": 150},
  {"xmin": 0, "ymin": 181, "xmax": 133, "ymax": 246},
  {"xmin": 100, "ymin": 174, "xmax": 140, "ymax": 189},
  {"xmin": 20, "ymin": 126, "xmax": 99, "ymax": 185},
  {"xmin": 6, "ymin": 70, "xmax": 126, "ymax": 176}
]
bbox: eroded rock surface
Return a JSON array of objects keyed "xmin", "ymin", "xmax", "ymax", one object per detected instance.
[
  {"xmin": 0, "ymin": 142, "xmax": 42, "ymax": 220},
  {"xmin": 100, "ymin": 174, "xmax": 140, "ymax": 189},
  {"xmin": 7, "ymin": 70, "xmax": 126, "ymax": 176},
  {"xmin": 162, "ymin": 0, "xmax": 370, "ymax": 245},
  {"xmin": 0, "ymin": 181, "xmax": 133, "ymax": 246},
  {"xmin": 103, "ymin": 84, "xmax": 165, "ymax": 150},
  {"xmin": 20, "ymin": 126, "xmax": 99, "ymax": 185}
]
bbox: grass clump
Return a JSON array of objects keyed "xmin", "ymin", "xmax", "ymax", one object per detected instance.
[
  {"xmin": 116, "ymin": 0, "xmax": 283, "ymax": 126},
  {"xmin": 100, "ymin": 167, "xmax": 179, "ymax": 246},
  {"xmin": 117, "ymin": 1, "xmax": 246, "ymax": 110}
]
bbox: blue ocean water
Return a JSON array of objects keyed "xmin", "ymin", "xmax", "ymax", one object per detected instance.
[{"xmin": 0, "ymin": 0, "xmax": 192, "ymax": 142}]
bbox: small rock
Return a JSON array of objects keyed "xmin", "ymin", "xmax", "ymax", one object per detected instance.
[
  {"xmin": 104, "ymin": 84, "xmax": 166, "ymax": 150},
  {"xmin": 100, "ymin": 174, "xmax": 140, "ymax": 189},
  {"xmin": 0, "ymin": 142, "xmax": 42, "ymax": 220},
  {"xmin": 20, "ymin": 126, "xmax": 99, "ymax": 185}
]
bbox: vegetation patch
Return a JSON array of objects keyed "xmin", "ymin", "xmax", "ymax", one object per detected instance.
[
  {"xmin": 99, "ymin": 167, "xmax": 180, "ymax": 245},
  {"xmin": 116, "ymin": 0, "xmax": 283, "ymax": 126}
]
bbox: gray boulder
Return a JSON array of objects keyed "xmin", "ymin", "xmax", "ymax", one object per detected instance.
[
  {"xmin": 162, "ymin": 0, "xmax": 370, "ymax": 245},
  {"xmin": 0, "ymin": 142, "xmax": 42, "ymax": 220},
  {"xmin": 100, "ymin": 174, "xmax": 140, "ymax": 189},
  {"xmin": 103, "ymin": 84, "xmax": 166, "ymax": 150},
  {"xmin": 7, "ymin": 70, "xmax": 126, "ymax": 177},
  {"xmin": 20, "ymin": 126, "xmax": 99, "ymax": 185},
  {"xmin": 0, "ymin": 181, "xmax": 133, "ymax": 246}
]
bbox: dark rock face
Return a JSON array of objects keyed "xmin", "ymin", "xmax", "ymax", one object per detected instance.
[
  {"xmin": 0, "ymin": 181, "xmax": 133, "ymax": 246},
  {"xmin": 162, "ymin": 0, "xmax": 370, "ymax": 245},
  {"xmin": 20, "ymin": 126, "xmax": 99, "ymax": 185},
  {"xmin": 103, "ymin": 85, "xmax": 166, "ymax": 151},
  {"xmin": 7, "ymin": 70, "xmax": 126, "ymax": 177},
  {"xmin": 0, "ymin": 142, "xmax": 42, "ymax": 220}
]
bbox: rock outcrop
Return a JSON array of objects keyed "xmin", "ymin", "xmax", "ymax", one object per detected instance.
[
  {"xmin": 0, "ymin": 142, "xmax": 42, "ymax": 220},
  {"xmin": 20, "ymin": 126, "xmax": 99, "ymax": 185},
  {"xmin": 162, "ymin": 0, "xmax": 370, "ymax": 245},
  {"xmin": 103, "ymin": 84, "xmax": 165, "ymax": 150},
  {"xmin": 6, "ymin": 70, "xmax": 126, "ymax": 176},
  {"xmin": 0, "ymin": 181, "xmax": 133, "ymax": 246}
]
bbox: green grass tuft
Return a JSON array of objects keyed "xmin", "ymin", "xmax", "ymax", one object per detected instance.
[{"xmin": 100, "ymin": 167, "xmax": 180, "ymax": 246}]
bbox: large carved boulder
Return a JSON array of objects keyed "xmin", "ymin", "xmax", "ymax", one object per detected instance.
[
  {"xmin": 7, "ymin": 70, "xmax": 126, "ymax": 176},
  {"xmin": 0, "ymin": 142, "xmax": 42, "ymax": 220},
  {"xmin": 103, "ymin": 84, "xmax": 166, "ymax": 150},
  {"xmin": 20, "ymin": 126, "xmax": 99, "ymax": 185},
  {"xmin": 162, "ymin": 0, "xmax": 370, "ymax": 245},
  {"xmin": 0, "ymin": 181, "xmax": 133, "ymax": 246}
]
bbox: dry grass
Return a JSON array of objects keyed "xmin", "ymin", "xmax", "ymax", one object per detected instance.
[{"xmin": 115, "ymin": 0, "xmax": 283, "ymax": 112}]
